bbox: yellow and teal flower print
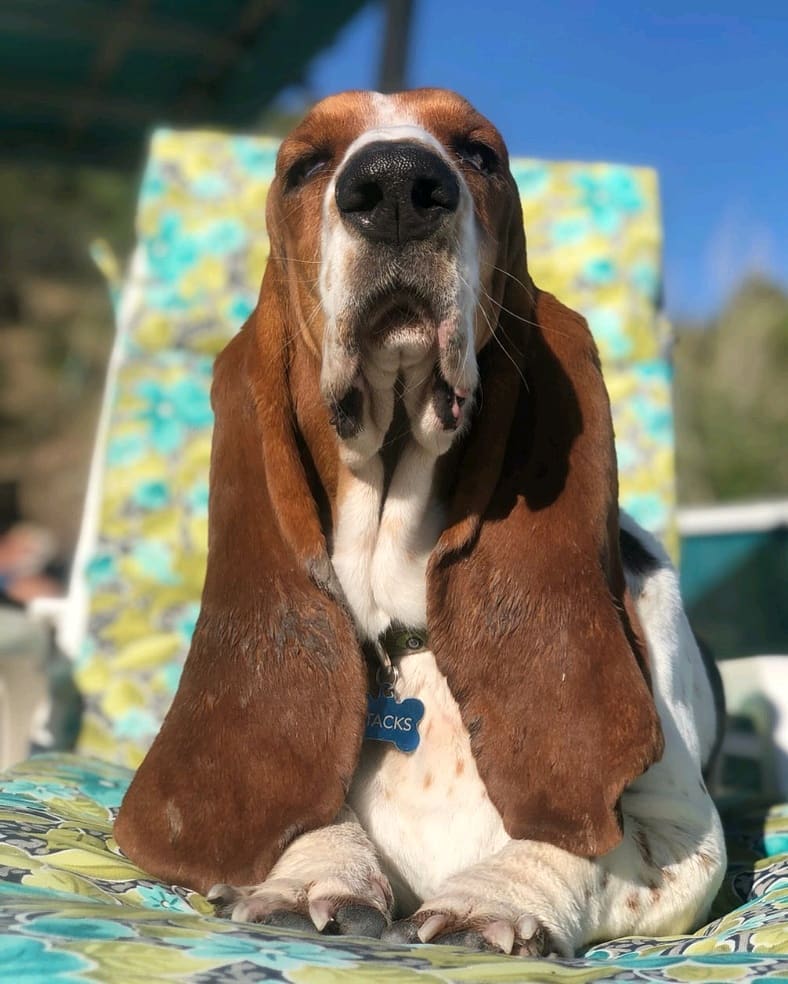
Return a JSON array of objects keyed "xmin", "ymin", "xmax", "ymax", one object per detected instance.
[
  {"xmin": 0, "ymin": 937, "xmax": 92, "ymax": 983},
  {"xmin": 574, "ymin": 168, "xmax": 646, "ymax": 234}
]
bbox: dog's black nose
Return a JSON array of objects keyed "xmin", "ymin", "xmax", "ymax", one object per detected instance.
[{"xmin": 335, "ymin": 140, "xmax": 460, "ymax": 246}]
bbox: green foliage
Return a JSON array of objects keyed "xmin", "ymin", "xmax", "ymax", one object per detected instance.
[
  {"xmin": 0, "ymin": 163, "xmax": 136, "ymax": 280},
  {"xmin": 0, "ymin": 162, "xmax": 136, "ymax": 548},
  {"xmin": 673, "ymin": 277, "xmax": 788, "ymax": 504}
]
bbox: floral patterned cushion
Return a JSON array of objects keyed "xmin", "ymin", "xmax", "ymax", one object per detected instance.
[
  {"xmin": 0, "ymin": 755, "xmax": 785, "ymax": 982},
  {"xmin": 73, "ymin": 130, "xmax": 675, "ymax": 766}
]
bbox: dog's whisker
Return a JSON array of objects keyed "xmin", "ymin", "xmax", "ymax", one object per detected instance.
[
  {"xmin": 488, "ymin": 262, "xmax": 537, "ymax": 302},
  {"xmin": 474, "ymin": 278, "xmax": 573, "ymax": 341},
  {"xmin": 266, "ymin": 255, "xmax": 322, "ymax": 266},
  {"xmin": 456, "ymin": 272, "xmax": 529, "ymax": 394}
]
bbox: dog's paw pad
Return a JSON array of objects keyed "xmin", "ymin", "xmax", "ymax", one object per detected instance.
[
  {"xmin": 332, "ymin": 902, "xmax": 389, "ymax": 938},
  {"xmin": 210, "ymin": 874, "xmax": 392, "ymax": 939},
  {"xmin": 383, "ymin": 909, "xmax": 558, "ymax": 957},
  {"xmin": 257, "ymin": 908, "xmax": 320, "ymax": 934}
]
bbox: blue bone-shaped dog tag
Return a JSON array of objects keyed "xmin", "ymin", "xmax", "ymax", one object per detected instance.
[{"xmin": 365, "ymin": 692, "xmax": 424, "ymax": 753}]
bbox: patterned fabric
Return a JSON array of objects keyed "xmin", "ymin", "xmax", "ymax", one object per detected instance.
[
  {"xmin": 0, "ymin": 755, "xmax": 785, "ymax": 982},
  {"xmin": 73, "ymin": 129, "xmax": 675, "ymax": 766}
]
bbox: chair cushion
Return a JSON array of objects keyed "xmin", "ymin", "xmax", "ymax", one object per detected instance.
[{"xmin": 0, "ymin": 754, "xmax": 786, "ymax": 981}]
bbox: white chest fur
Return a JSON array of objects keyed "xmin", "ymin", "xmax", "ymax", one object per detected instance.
[
  {"xmin": 348, "ymin": 650, "xmax": 509, "ymax": 912},
  {"xmin": 331, "ymin": 438, "xmax": 444, "ymax": 641},
  {"xmin": 332, "ymin": 439, "xmax": 509, "ymax": 913}
]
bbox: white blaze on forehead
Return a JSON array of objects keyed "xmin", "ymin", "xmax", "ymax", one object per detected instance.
[
  {"xmin": 334, "ymin": 92, "xmax": 452, "ymax": 174},
  {"xmin": 369, "ymin": 90, "xmax": 411, "ymax": 126}
]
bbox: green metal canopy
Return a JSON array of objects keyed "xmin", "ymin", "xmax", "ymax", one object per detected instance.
[{"xmin": 0, "ymin": 0, "xmax": 370, "ymax": 168}]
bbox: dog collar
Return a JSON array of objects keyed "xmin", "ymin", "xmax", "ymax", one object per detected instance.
[
  {"xmin": 366, "ymin": 628, "xmax": 427, "ymax": 753},
  {"xmin": 368, "ymin": 627, "xmax": 429, "ymax": 695}
]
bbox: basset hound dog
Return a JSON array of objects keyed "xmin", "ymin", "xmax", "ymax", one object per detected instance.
[{"xmin": 115, "ymin": 89, "xmax": 726, "ymax": 957}]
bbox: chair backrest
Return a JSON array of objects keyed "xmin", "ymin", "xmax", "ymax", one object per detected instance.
[{"xmin": 71, "ymin": 129, "xmax": 674, "ymax": 766}]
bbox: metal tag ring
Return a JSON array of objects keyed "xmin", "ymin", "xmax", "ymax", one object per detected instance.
[{"xmin": 376, "ymin": 663, "xmax": 399, "ymax": 691}]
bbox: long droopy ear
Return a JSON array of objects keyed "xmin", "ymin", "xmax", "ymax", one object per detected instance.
[
  {"xmin": 115, "ymin": 263, "xmax": 366, "ymax": 894},
  {"xmin": 429, "ymin": 267, "xmax": 664, "ymax": 857}
]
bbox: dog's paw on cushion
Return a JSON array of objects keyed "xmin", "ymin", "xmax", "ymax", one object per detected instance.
[
  {"xmin": 382, "ymin": 903, "xmax": 563, "ymax": 957},
  {"xmin": 207, "ymin": 873, "xmax": 392, "ymax": 938}
]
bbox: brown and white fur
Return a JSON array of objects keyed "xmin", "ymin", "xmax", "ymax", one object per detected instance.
[{"xmin": 117, "ymin": 90, "xmax": 726, "ymax": 958}]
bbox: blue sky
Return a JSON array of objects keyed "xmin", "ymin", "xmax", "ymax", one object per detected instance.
[{"xmin": 296, "ymin": 0, "xmax": 787, "ymax": 319}]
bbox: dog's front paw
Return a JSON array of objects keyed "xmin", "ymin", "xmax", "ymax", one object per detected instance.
[
  {"xmin": 207, "ymin": 871, "xmax": 393, "ymax": 938},
  {"xmin": 381, "ymin": 899, "xmax": 564, "ymax": 957}
]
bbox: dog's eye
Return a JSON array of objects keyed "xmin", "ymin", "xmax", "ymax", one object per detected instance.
[
  {"xmin": 286, "ymin": 154, "xmax": 330, "ymax": 190},
  {"xmin": 455, "ymin": 140, "xmax": 498, "ymax": 175}
]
